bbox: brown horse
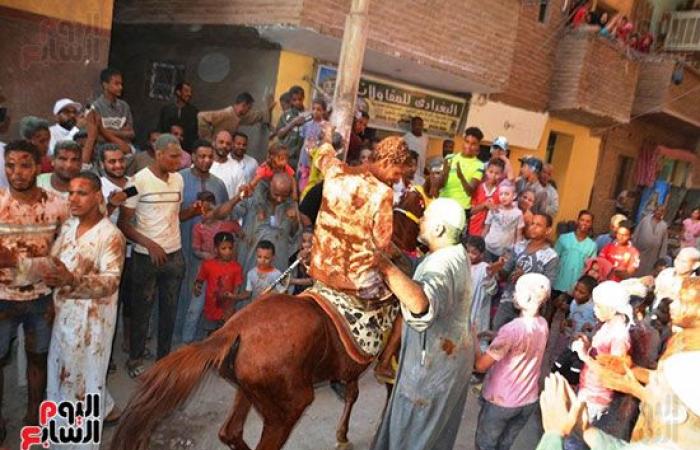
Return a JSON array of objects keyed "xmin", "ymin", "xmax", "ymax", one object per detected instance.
[
  {"xmin": 110, "ymin": 292, "xmax": 370, "ymax": 450},
  {"xmin": 111, "ymin": 184, "xmax": 432, "ymax": 450}
]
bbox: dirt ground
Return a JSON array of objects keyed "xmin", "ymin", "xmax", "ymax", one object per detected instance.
[{"xmin": 2, "ymin": 329, "xmax": 542, "ymax": 450}]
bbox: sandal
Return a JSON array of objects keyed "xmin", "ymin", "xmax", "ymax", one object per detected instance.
[
  {"xmin": 104, "ymin": 406, "xmax": 122, "ymax": 426},
  {"xmin": 142, "ymin": 347, "xmax": 155, "ymax": 360},
  {"xmin": 108, "ymin": 360, "xmax": 117, "ymax": 375},
  {"xmin": 373, "ymin": 366, "xmax": 396, "ymax": 385},
  {"xmin": 126, "ymin": 359, "xmax": 146, "ymax": 379}
]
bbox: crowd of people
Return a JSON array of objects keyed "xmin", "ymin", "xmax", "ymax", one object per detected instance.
[
  {"xmin": 569, "ymin": 1, "xmax": 656, "ymax": 54},
  {"xmin": 0, "ymin": 64, "xmax": 698, "ymax": 450}
]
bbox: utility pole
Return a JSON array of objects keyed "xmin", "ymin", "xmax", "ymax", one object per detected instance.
[{"xmin": 331, "ymin": 0, "xmax": 370, "ymax": 159}]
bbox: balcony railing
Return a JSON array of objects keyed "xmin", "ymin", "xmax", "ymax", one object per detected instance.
[{"xmin": 665, "ymin": 11, "xmax": 700, "ymax": 52}]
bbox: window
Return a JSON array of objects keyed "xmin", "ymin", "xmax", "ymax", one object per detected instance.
[
  {"xmin": 148, "ymin": 62, "xmax": 185, "ymax": 101},
  {"xmin": 538, "ymin": 0, "xmax": 549, "ymax": 23},
  {"xmin": 612, "ymin": 155, "xmax": 634, "ymax": 199}
]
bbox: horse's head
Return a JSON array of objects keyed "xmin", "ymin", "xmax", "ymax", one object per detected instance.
[{"xmin": 392, "ymin": 190, "xmax": 426, "ymax": 252}]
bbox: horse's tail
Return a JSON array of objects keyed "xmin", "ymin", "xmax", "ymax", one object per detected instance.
[{"xmin": 110, "ymin": 327, "xmax": 240, "ymax": 450}]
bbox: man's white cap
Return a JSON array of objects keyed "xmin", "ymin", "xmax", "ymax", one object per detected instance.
[
  {"xmin": 593, "ymin": 281, "xmax": 633, "ymax": 322},
  {"xmin": 491, "ymin": 136, "xmax": 509, "ymax": 152},
  {"xmin": 53, "ymin": 98, "xmax": 82, "ymax": 115},
  {"xmin": 425, "ymin": 198, "xmax": 465, "ymax": 232}
]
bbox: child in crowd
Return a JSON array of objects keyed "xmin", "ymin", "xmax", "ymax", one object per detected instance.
[
  {"xmin": 193, "ymin": 232, "xmax": 244, "ymax": 334},
  {"xmin": 582, "ymin": 256, "xmax": 614, "ymax": 282},
  {"xmin": 297, "ymin": 98, "xmax": 329, "ymax": 193},
  {"xmin": 549, "ymin": 276, "xmax": 597, "ymax": 384},
  {"xmin": 474, "ymin": 273, "xmax": 551, "ymax": 450},
  {"xmin": 287, "ymin": 228, "xmax": 314, "ymax": 295},
  {"xmin": 483, "ymin": 180, "xmax": 524, "ymax": 261},
  {"xmin": 358, "ymin": 148, "xmax": 373, "ymax": 165},
  {"xmin": 681, "ymin": 207, "xmax": 700, "ymax": 248},
  {"xmin": 241, "ymin": 240, "xmax": 286, "ymax": 303},
  {"xmin": 191, "ymin": 191, "xmax": 242, "ymax": 260},
  {"xmin": 466, "ymin": 236, "xmax": 501, "ymax": 344},
  {"xmin": 518, "ymin": 188, "xmax": 536, "ymax": 237},
  {"xmin": 567, "ymin": 276, "xmax": 598, "ymax": 333},
  {"xmin": 242, "ymin": 143, "xmax": 296, "ymax": 197},
  {"xmin": 469, "ymin": 158, "xmax": 504, "ymax": 237},
  {"xmin": 571, "ymin": 281, "xmax": 632, "ymax": 429},
  {"xmin": 599, "ymin": 220, "xmax": 640, "ymax": 281}
]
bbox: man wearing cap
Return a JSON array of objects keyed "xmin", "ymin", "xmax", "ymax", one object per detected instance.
[
  {"xmin": 372, "ymin": 198, "xmax": 474, "ymax": 450},
  {"xmin": 490, "ymin": 136, "xmax": 515, "ymax": 181},
  {"xmin": 48, "ymin": 99, "xmax": 81, "ymax": 156},
  {"xmin": 516, "ymin": 156, "xmax": 547, "ymax": 213}
]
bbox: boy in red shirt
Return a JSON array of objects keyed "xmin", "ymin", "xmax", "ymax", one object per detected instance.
[
  {"xmin": 469, "ymin": 158, "xmax": 504, "ymax": 236},
  {"xmin": 600, "ymin": 220, "xmax": 640, "ymax": 281},
  {"xmin": 194, "ymin": 231, "xmax": 244, "ymax": 333}
]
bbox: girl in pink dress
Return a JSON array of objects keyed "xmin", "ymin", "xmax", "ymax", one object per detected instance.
[{"xmin": 681, "ymin": 207, "xmax": 700, "ymax": 248}]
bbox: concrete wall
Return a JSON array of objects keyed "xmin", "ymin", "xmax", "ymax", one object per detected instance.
[
  {"xmin": 109, "ymin": 24, "xmax": 281, "ymax": 161},
  {"xmin": 0, "ymin": 2, "xmax": 113, "ymax": 141}
]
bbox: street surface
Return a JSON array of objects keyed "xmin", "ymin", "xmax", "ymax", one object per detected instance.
[{"xmin": 3, "ymin": 330, "xmax": 541, "ymax": 449}]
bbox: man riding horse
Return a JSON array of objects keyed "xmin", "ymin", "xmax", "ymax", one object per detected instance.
[{"xmin": 111, "ymin": 134, "xmax": 426, "ymax": 450}]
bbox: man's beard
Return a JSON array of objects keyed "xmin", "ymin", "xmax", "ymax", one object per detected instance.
[
  {"xmin": 215, "ymin": 148, "xmax": 229, "ymax": 159},
  {"xmin": 104, "ymin": 168, "xmax": 124, "ymax": 180},
  {"xmin": 59, "ymin": 120, "xmax": 76, "ymax": 130}
]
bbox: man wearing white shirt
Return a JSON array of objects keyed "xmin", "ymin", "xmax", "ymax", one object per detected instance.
[
  {"xmin": 210, "ymin": 130, "xmax": 245, "ymax": 199},
  {"xmin": 402, "ymin": 116, "xmax": 429, "ymax": 179},
  {"xmin": 230, "ymin": 131, "xmax": 258, "ymax": 183},
  {"xmin": 48, "ymin": 99, "xmax": 81, "ymax": 155},
  {"xmin": 117, "ymin": 134, "xmax": 202, "ymax": 377}
]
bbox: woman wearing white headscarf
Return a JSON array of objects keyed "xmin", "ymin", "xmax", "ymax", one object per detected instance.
[{"xmin": 572, "ymin": 282, "xmax": 633, "ymax": 414}]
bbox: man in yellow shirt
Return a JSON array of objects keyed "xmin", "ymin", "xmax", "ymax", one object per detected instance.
[{"xmin": 439, "ymin": 126, "xmax": 485, "ymax": 221}]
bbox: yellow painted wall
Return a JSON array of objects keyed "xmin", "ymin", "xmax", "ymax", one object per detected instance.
[
  {"xmin": 541, "ymin": 118, "xmax": 601, "ymax": 224},
  {"xmin": 272, "ymin": 51, "xmax": 315, "ymax": 125},
  {"xmin": 1, "ymin": 0, "xmax": 114, "ymax": 29}
]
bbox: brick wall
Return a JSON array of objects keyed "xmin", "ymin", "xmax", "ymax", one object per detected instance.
[
  {"xmin": 549, "ymin": 29, "xmax": 639, "ymax": 127},
  {"xmin": 114, "ymin": 0, "xmax": 305, "ymax": 26},
  {"xmin": 114, "ymin": 0, "xmax": 520, "ymax": 92},
  {"xmin": 589, "ymin": 118, "xmax": 698, "ymax": 231},
  {"xmin": 0, "ymin": 6, "xmax": 111, "ymax": 141},
  {"xmin": 491, "ymin": 0, "xmax": 569, "ymax": 111}
]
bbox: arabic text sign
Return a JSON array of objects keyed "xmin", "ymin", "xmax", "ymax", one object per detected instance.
[{"xmin": 315, "ymin": 65, "xmax": 466, "ymax": 138}]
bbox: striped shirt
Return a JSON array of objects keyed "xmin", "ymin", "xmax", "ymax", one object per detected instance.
[
  {"xmin": 0, "ymin": 188, "xmax": 69, "ymax": 301},
  {"xmin": 124, "ymin": 168, "xmax": 184, "ymax": 254}
]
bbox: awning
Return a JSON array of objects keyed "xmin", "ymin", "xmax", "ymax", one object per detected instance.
[{"xmin": 657, "ymin": 145, "xmax": 697, "ymax": 163}]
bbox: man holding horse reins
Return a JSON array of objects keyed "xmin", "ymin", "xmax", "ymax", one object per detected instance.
[{"xmin": 372, "ymin": 197, "xmax": 475, "ymax": 450}]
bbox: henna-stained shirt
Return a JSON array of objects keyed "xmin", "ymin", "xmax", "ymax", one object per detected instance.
[
  {"xmin": 309, "ymin": 144, "xmax": 393, "ymax": 299},
  {"xmin": 0, "ymin": 188, "xmax": 69, "ymax": 301}
]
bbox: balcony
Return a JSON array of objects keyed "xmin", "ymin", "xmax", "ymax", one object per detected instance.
[
  {"xmin": 548, "ymin": 29, "xmax": 639, "ymax": 128},
  {"xmin": 633, "ymin": 57, "xmax": 700, "ymax": 134},
  {"xmin": 665, "ymin": 11, "xmax": 700, "ymax": 52}
]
